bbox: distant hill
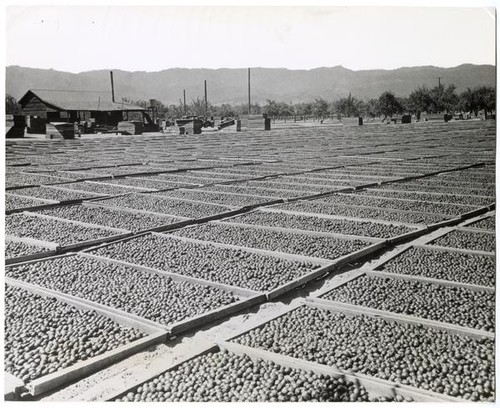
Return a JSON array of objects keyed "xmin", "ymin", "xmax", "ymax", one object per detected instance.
[{"xmin": 6, "ymin": 64, "xmax": 495, "ymax": 106}]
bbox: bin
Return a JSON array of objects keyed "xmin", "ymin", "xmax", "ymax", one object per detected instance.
[
  {"xmin": 6, "ymin": 115, "xmax": 26, "ymax": 138},
  {"xmin": 264, "ymin": 114, "xmax": 271, "ymax": 131},
  {"xmin": 118, "ymin": 121, "xmax": 143, "ymax": 135},
  {"xmin": 193, "ymin": 118, "xmax": 203, "ymax": 134},
  {"xmin": 46, "ymin": 122, "xmax": 75, "ymax": 139}
]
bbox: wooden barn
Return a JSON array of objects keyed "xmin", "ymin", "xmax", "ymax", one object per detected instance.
[{"xmin": 18, "ymin": 89, "xmax": 156, "ymax": 134}]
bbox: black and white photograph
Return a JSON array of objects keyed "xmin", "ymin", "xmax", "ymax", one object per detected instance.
[{"xmin": 3, "ymin": 1, "xmax": 497, "ymax": 404}]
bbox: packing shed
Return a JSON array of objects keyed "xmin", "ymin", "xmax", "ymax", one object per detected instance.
[{"xmin": 18, "ymin": 89, "xmax": 156, "ymax": 134}]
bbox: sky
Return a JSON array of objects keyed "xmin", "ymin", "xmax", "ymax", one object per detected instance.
[{"xmin": 5, "ymin": 3, "xmax": 497, "ymax": 73}]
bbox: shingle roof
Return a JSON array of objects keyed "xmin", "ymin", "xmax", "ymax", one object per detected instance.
[{"xmin": 19, "ymin": 89, "xmax": 146, "ymax": 112}]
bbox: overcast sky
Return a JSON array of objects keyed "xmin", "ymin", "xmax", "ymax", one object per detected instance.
[{"xmin": 6, "ymin": 5, "xmax": 496, "ymax": 73}]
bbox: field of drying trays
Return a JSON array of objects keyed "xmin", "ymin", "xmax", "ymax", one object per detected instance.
[{"xmin": 4, "ymin": 120, "xmax": 495, "ymax": 402}]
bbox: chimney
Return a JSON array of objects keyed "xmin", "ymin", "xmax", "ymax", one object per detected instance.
[{"xmin": 110, "ymin": 71, "xmax": 115, "ymax": 103}]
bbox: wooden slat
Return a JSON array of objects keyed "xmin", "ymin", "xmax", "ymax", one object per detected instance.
[
  {"xmin": 460, "ymin": 211, "xmax": 495, "ymax": 227},
  {"xmin": 169, "ymin": 295, "xmax": 267, "ymax": 337},
  {"xmin": 304, "ymin": 298, "xmax": 494, "ymax": 340},
  {"xmin": 217, "ymin": 340, "xmax": 461, "ymax": 402},
  {"xmin": 309, "ymin": 268, "xmax": 371, "ymax": 298},
  {"xmin": 415, "ymin": 243, "xmax": 495, "ymax": 257},
  {"xmin": 102, "ymin": 344, "xmax": 220, "ymax": 402},
  {"xmin": 266, "ymin": 241, "xmax": 386, "ymax": 300},
  {"xmin": 28, "ymin": 331, "xmax": 167, "ymax": 397},
  {"xmin": 6, "ymin": 234, "xmax": 58, "ymax": 250},
  {"xmin": 6, "ymin": 277, "xmax": 166, "ymax": 334},
  {"xmin": 366, "ymin": 269, "xmax": 494, "ymax": 292},
  {"xmin": 4, "ymin": 372, "xmax": 25, "ymax": 401},
  {"xmin": 456, "ymin": 226, "xmax": 496, "ymax": 235},
  {"xmin": 22, "ymin": 211, "xmax": 131, "ymax": 234}
]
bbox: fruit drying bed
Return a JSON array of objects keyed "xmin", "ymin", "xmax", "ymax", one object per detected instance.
[{"xmin": 4, "ymin": 120, "xmax": 495, "ymax": 402}]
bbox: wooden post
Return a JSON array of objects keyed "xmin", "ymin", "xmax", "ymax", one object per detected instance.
[
  {"xmin": 110, "ymin": 71, "xmax": 115, "ymax": 103},
  {"xmin": 248, "ymin": 68, "xmax": 251, "ymax": 116},
  {"xmin": 204, "ymin": 80, "xmax": 208, "ymax": 116},
  {"xmin": 183, "ymin": 90, "xmax": 186, "ymax": 115}
]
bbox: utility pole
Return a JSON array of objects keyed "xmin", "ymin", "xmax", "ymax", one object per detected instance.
[
  {"xmin": 183, "ymin": 89, "xmax": 186, "ymax": 115},
  {"xmin": 437, "ymin": 77, "xmax": 443, "ymax": 114},
  {"xmin": 109, "ymin": 71, "xmax": 115, "ymax": 103},
  {"xmin": 204, "ymin": 80, "xmax": 208, "ymax": 116},
  {"xmin": 248, "ymin": 68, "xmax": 251, "ymax": 116}
]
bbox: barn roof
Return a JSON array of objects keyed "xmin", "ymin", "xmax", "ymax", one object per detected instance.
[{"xmin": 18, "ymin": 89, "xmax": 146, "ymax": 112}]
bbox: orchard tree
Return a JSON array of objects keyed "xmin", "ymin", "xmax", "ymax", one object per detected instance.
[
  {"xmin": 429, "ymin": 84, "xmax": 458, "ymax": 113},
  {"xmin": 460, "ymin": 86, "xmax": 496, "ymax": 117},
  {"xmin": 165, "ymin": 103, "xmax": 185, "ymax": 118},
  {"xmin": 6, "ymin": 94, "xmax": 22, "ymax": 114},
  {"xmin": 122, "ymin": 97, "xmax": 148, "ymax": 109},
  {"xmin": 146, "ymin": 99, "xmax": 170, "ymax": 119},
  {"xmin": 243, "ymin": 103, "xmax": 262, "ymax": 115},
  {"xmin": 311, "ymin": 98, "xmax": 330, "ymax": 120},
  {"xmin": 475, "ymin": 86, "xmax": 495, "ymax": 116},
  {"xmin": 263, "ymin": 100, "xmax": 280, "ymax": 116},
  {"xmin": 215, "ymin": 103, "xmax": 236, "ymax": 117},
  {"xmin": 378, "ymin": 91, "xmax": 404, "ymax": 121},
  {"xmin": 189, "ymin": 97, "xmax": 214, "ymax": 117},
  {"xmin": 398, "ymin": 97, "xmax": 409, "ymax": 114},
  {"xmin": 408, "ymin": 86, "xmax": 433, "ymax": 119},
  {"xmin": 276, "ymin": 101, "xmax": 294, "ymax": 116},
  {"xmin": 459, "ymin": 87, "xmax": 479, "ymax": 116},
  {"xmin": 362, "ymin": 98, "xmax": 381, "ymax": 119},
  {"xmin": 294, "ymin": 102, "xmax": 313, "ymax": 117},
  {"xmin": 335, "ymin": 93, "xmax": 363, "ymax": 117},
  {"xmin": 263, "ymin": 100, "xmax": 294, "ymax": 117}
]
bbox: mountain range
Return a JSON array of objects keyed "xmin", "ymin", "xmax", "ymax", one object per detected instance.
[{"xmin": 6, "ymin": 64, "xmax": 495, "ymax": 106}]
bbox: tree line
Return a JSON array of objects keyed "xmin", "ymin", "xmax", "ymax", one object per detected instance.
[
  {"xmin": 126, "ymin": 84, "xmax": 496, "ymax": 121},
  {"xmin": 259, "ymin": 84, "xmax": 495, "ymax": 121},
  {"xmin": 6, "ymin": 84, "xmax": 495, "ymax": 121}
]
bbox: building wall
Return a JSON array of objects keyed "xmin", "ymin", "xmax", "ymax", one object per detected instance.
[
  {"xmin": 90, "ymin": 110, "xmax": 124, "ymax": 126},
  {"xmin": 21, "ymin": 95, "xmax": 57, "ymax": 118}
]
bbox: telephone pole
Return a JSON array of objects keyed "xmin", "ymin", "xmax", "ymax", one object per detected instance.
[
  {"xmin": 109, "ymin": 71, "xmax": 115, "ymax": 103},
  {"xmin": 248, "ymin": 68, "xmax": 251, "ymax": 116},
  {"xmin": 204, "ymin": 80, "xmax": 208, "ymax": 116},
  {"xmin": 183, "ymin": 89, "xmax": 186, "ymax": 115}
]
